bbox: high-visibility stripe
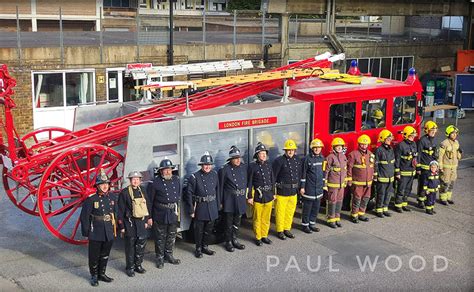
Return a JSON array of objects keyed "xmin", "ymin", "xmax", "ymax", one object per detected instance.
[
  {"xmin": 327, "ymin": 183, "xmax": 345, "ymax": 188},
  {"xmin": 425, "ymin": 188, "xmax": 440, "ymax": 192},
  {"xmin": 379, "ymin": 159, "xmax": 395, "ymax": 164},
  {"xmin": 378, "ymin": 177, "xmax": 394, "ymax": 183},
  {"xmin": 394, "ymin": 203, "xmax": 403, "ymax": 208},
  {"xmin": 425, "ymin": 205, "xmax": 434, "ymax": 210},
  {"xmin": 358, "ymin": 212, "xmax": 365, "ymax": 216},
  {"xmin": 402, "ymin": 202, "xmax": 408, "ymax": 207},
  {"xmin": 419, "ymin": 164, "xmax": 430, "ymax": 170},
  {"xmin": 395, "ymin": 168, "xmax": 400, "ymax": 172},
  {"xmin": 441, "ymin": 164, "xmax": 457, "ymax": 169},
  {"xmin": 418, "ymin": 196, "xmax": 427, "ymax": 201},
  {"xmin": 351, "ymin": 213, "xmax": 358, "ymax": 218},
  {"xmin": 376, "ymin": 208, "xmax": 384, "ymax": 213},
  {"xmin": 353, "ymin": 164, "xmax": 371, "ymax": 169},
  {"xmin": 428, "ymin": 175, "xmax": 439, "ymax": 179},
  {"xmin": 332, "ymin": 167, "xmax": 341, "ymax": 172},
  {"xmin": 352, "ymin": 181, "xmax": 373, "ymax": 186},
  {"xmin": 401, "ymin": 155, "xmax": 413, "ymax": 160},
  {"xmin": 327, "ymin": 218, "xmax": 338, "ymax": 223},
  {"xmin": 383, "ymin": 207, "xmax": 388, "ymax": 212},
  {"xmin": 346, "ymin": 177, "xmax": 353, "ymax": 181},
  {"xmin": 400, "ymin": 170, "xmax": 416, "ymax": 176},
  {"xmin": 422, "ymin": 149, "xmax": 434, "ymax": 155}
]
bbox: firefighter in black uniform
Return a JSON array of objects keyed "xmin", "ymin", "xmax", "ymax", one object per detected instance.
[
  {"xmin": 300, "ymin": 138, "xmax": 325, "ymax": 233},
  {"xmin": 247, "ymin": 142, "xmax": 275, "ymax": 246},
  {"xmin": 219, "ymin": 146, "xmax": 248, "ymax": 252},
  {"xmin": 80, "ymin": 169, "xmax": 117, "ymax": 287},
  {"xmin": 394, "ymin": 125, "xmax": 418, "ymax": 213},
  {"xmin": 374, "ymin": 129, "xmax": 395, "ymax": 218},
  {"xmin": 117, "ymin": 171, "xmax": 149, "ymax": 277},
  {"xmin": 416, "ymin": 121, "xmax": 438, "ymax": 209},
  {"xmin": 273, "ymin": 139, "xmax": 302, "ymax": 240},
  {"xmin": 184, "ymin": 152, "xmax": 220, "ymax": 258},
  {"xmin": 147, "ymin": 158, "xmax": 181, "ymax": 269}
]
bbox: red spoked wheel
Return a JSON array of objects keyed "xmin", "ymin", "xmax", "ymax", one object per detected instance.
[
  {"xmin": 37, "ymin": 144, "xmax": 124, "ymax": 245},
  {"xmin": 20, "ymin": 127, "xmax": 72, "ymax": 156},
  {"xmin": 3, "ymin": 167, "xmax": 43, "ymax": 216}
]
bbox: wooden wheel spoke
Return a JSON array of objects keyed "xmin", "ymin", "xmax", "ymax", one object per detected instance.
[{"xmin": 71, "ymin": 216, "xmax": 81, "ymax": 239}]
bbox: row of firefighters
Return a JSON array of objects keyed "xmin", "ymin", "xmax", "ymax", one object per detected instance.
[{"xmin": 79, "ymin": 121, "xmax": 462, "ymax": 287}]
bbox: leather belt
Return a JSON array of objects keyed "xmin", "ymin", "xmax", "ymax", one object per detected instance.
[
  {"xmin": 158, "ymin": 202, "xmax": 177, "ymax": 209},
  {"xmin": 91, "ymin": 214, "xmax": 112, "ymax": 222},
  {"xmin": 257, "ymin": 185, "xmax": 273, "ymax": 192},
  {"xmin": 277, "ymin": 183, "xmax": 299, "ymax": 189},
  {"xmin": 194, "ymin": 195, "xmax": 216, "ymax": 203},
  {"xmin": 232, "ymin": 189, "xmax": 247, "ymax": 196}
]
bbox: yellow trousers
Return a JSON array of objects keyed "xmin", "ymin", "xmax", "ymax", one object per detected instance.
[
  {"xmin": 275, "ymin": 194, "xmax": 297, "ymax": 232},
  {"xmin": 252, "ymin": 201, "xmax": 273, "ymax": 240}
]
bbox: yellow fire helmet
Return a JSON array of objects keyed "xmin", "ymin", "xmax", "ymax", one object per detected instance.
[
  {"xmin": 372, "ymin": 109, "xmax": 384, "ymax": 120},
  {"xmin": 424, "ymin": 120, "xmax": 438, "ymax": 134},
  {"xmin": 283, "ymin": 139, "xmax": 297, "ymax": 150},
  {"xmin": 402, "ymin": 125, "xmax": 417, "ymax": 139},
  {"xmin": 357, "ymin": 134, "xmax": 371, "ymax": 145},
  {"xmin": 331, "ymin": 137, "xmax": 345, "ymax": 147},
  {"xmin": 377, "ymin": 129, "xmax": 393, "ymax": 143},
  {"xmin": 445, "ymin": 125, "xmax": 459, "ymax": 137},
  {"xmin": 310, "ymin": 138, "xmax": 324, "ymax": 149}
]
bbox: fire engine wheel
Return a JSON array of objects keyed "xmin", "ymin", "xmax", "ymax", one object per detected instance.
[
  {"xmin": 3, "ymin": 167, "xmax": 42, "ymax": 216},
  {"xmin": 20, "ymin": 127, "xmax": 72, "ymax": 156},
  {"xmin": 37, "ymin": 144, "xmax": 123, "ymax": 245}
]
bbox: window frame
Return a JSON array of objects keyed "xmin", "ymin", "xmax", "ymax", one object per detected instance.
[
  {"xmin": 31, "ymin": 69, "xmax": 96, "ymax": 110},
  {"xmin": 360, "ymin": 98, "xmax": 387, "ymax": 131},
  {"xmin": 329, "ymin": 102, "xmax": 357, "ymax": 134},
  {"xmin": 392, "ymin": 95, "xmax": 417, "ymax": 126}
]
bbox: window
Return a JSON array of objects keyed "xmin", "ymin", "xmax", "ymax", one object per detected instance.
[
  {"xmin": 361, "ymin": 99, "xmax": 386, "ymax": 130},
  {"xmin": 330, "ymin": 102, "xmax": 356, "ymax": 134},
  {"xmin": 393, "ymin": 95, "xmax": 416, "ymax": 125},
  {"xmin": 104, "ymin": 0, "xmax": 134, "ymax": 8},
  {"xmin": 345, "ymin": 56, "xmax": 414, "ymax": 81},
  {"xmin": 33, "ymin": 71, "xmax": 95, "ymax": 108}
]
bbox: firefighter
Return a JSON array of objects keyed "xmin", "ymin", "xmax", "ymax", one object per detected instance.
[
  {"xmin": 374, "ymin": 129, "xmax": 395, "ymax": 218},
  {"xmin": 273, "ymin": 139, "xmax": 302, "ymax": 240},
  {"xmin": 325, "ymin": 137, "xmax": 348, "ymax": 228},
  {"xmin": 364, "ymin": 109, "xmax": 384, "ymax": 129},
  {"xmin": 117, "ymin": 171, "xmax": 149, "ymax": 277},
  {"xmin": 438, "ymin": 125, "xmax": 462, "ymax": 205},
  {"xmin": 394, "ymin": 125, "xmax": 418, "ymax": 213},
  {"xmin": 219, "ymin": 146, "xmax": 248, "ymax": 252},
  {"xmin": 300, "ymin": 138, "xmax": 325, "ymax": 233},
  {"xmin": 147, "ymin": 158, "xmax": 181, "ymax": 269},
  {"xmin": 247, "ymin": 142, "xmax": 275, "ymax": 246},
  {"xmin": 423, "ymin": 161, "xmax": 440, "ymax": 215},
  {"xmin": 347, "ymin": 134, "xmax": 375, "ymax": 223},
  {"xmin": 183, "ymin": 152, "xmax": 220, "ymax": 258},
  {"xmin": 416, "ymin": 120, "xmax": 438, "ymax": 209},
  {"xmin": 80, "ymin": 169, "xmax": 117, "ymax": 287}
]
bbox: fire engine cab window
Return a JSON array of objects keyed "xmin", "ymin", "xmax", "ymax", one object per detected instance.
[
  {"xmin": 329, "ymin": 103, "xmax": 356, "ymax": 134},
  {"xmin": 361, "ymin": 99, "xmax": 386, "ymax": 130},
  {"xmin": 393, "ymin": 96, "xmax": 416, "ymax": 125}
]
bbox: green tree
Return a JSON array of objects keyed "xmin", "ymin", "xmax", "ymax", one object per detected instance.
[{"xmin": 228, "ymin": 0, "xmax": 261, "ymax": 11}]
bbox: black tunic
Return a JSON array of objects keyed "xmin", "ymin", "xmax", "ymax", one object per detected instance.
[
  {"xmin": 117, "ymin": 186, "xmax": 149, "ymax": 238},
  {"xmin": 272, "ymin": 154, "xmax": 303, "ymax": 196},
  {"xmin": 247, "ymin": 160, "xmax": 275, "ymax": 204},
  {"xmin": 80, "ymin": 192, "xmax": 117, "ymax": 242},
  {"xmin": 147, "ymin": 175, "xmax": 181, "ymax": 225},
  {"xmin": 219, "ymin": 162, "xmax": 248, "ymax": 215},
  {"xmin": 184, "ymin": 169, "xmax": 220, "ymax": 221}
]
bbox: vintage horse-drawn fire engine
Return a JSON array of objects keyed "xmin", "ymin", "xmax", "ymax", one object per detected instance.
[{"xmin": 0, "ymin": 52, "xmax": 423, "ymax": 245}]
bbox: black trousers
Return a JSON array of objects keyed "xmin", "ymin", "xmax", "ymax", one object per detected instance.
[
  {"xmin": 302, "ymin": 197, "xmax": 321, "ymax": 226},
  {"xmin": 88, "ymin": 240, "xmax": 114, "ymax": 276},
  {"xmin": 124, "ymin": 236, "xmax": 147, "ymax": 270},
  {"xmin": 194, "ymin": 220, "xmax": 214, "ymax": 249},
  {"xmin": 395, "ymin": 175, "xmax": 414, "ymax": 207},
  {"xmin": 375, "ymin": 182, "xmax": 394, "ymax": 212},
  {"xmin": 224, "ymin": 212, "xmax": 242, "ymax": 242},
  {"xmin": 153, "ymin": 223, "xmax": 178, "ymax": 260},
  {"xmin": 416, "ymin": 170, "xmax": 429, "ymax": 202}
]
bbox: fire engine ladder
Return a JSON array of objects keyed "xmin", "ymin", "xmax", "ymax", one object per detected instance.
[{"xmin": 18, "ymin": 53, "xmax": 345, "ymax": 167}]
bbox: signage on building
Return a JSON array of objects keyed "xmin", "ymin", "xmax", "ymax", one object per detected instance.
[
  {"xmin": 218, "ymin": 117, "xmax": 278, "ymax": 130},
  {"xmin": 126, "ymin": 63, "xmax": 153, "ymax": 70}
]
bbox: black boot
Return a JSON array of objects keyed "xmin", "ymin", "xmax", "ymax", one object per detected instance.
[
  {"xmin": 327, "ymin": 222, "xmax": 337, "ymax": 229},
  {"xmin": 126, "ymin": 269, "xmax": 135, "ymax": 277},
  {"xmin": 164, "ymin": 226, "xmax": 181, "ymax": 264},
  {"xmin": 447, "ymin": 200, "xmax": 454, "ymax": 204},
  {"xmin": 90, "ymin": 275, "xmax": 99, "ymax": 287},
  {"xmin": 402, "ymin": 206, "xmax": 411, "ymax": 212},
  {"xmin": 154, "ymin": 224, "xmax": 166, "ymax": 268},
  {"xmin": 302, "ymin": 225, "xmax": 312, "ymax": 234},
  {"xmin": 195, "ymin": 247, "xmax": 203, "ymax": 258},
  {"xmin": 231, "ymin": 229, "xmax": 245, "ymax": 250},
  {"xmin": 202, "ymin": 245, "xmax": 216, "ymax": 256},
  {"xmin": 359, "ymin": 215, "xmax": 369, "ymax": 222},
  {"xmin": 351, "ymin": 217, "xmax": 359, "ymax": 224},
  {"xmin": 426, "ymin": 209, "xmax": 433, "ymax": 215},
  {"xmin": 417, "ymin": 201, "xmax": 425, "ymax": 209},
  {"xmin": 284, "ymin": 230, "xmax": 295, "ymax": 239},
  {"xmin": 335, "ymin": 221, "xmax": 342, "ymax": 228},
  {"xmin": 225, "ymin": 241, "xmax": 235, "ymax": 252},
  {"xmin": 255, "ymin": 239, "xmax": 263, "ymax": 246},
  {"xmin": 277, "ymin": 232, "xmax": 287, "ymax": 240},
  {"xmin": 98, "ymin": 257, "xmax": 114, "ymax": 283},
  {"xmin": 156, "ymin": 257, "xmax": 164, "ymax": 269},
  {"xmin": 383, "ymin": 211, "xmax": 391, "ymax": 217},
  {"xmin": 395, "ymin": 207, "xmax": 403, "ymax": 213},
  {"xmin": 89, "ymin": 263, "xmax": 99, "ymax": 287},
  {"xmin": 261, "ymin": 237, "xmax": 272, "ymax": 244},
  {"xmin": 309, "ymin": 225, "xmax": 320, "ymax": 232},
  {"xmin": 439, "ymin": 200, "xmax": 448, "ymax": 206},
  {"xmin": 134, "ymin": 238, "xmax": 147, "ymax": 274},
  {"xmin": 376, "ymin": 212, "xmax": 384, "ymax": 218}
]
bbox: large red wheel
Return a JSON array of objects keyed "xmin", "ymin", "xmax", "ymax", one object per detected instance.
[
  {"xmin": 37, "ymin": 144, "xmax": 124, "ymax": 245},
  {"xmin": 20, "ymin": 127, "xmax": 72, "ymax": 156},
  {"xmin": 3, "ymin": 167, "xmax": 43, "ymax": 216}
]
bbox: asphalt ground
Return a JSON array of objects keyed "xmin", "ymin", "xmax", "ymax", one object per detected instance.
[{"xmin": 0, "ymin": 113, "xmax": 473, "ymax": 291}]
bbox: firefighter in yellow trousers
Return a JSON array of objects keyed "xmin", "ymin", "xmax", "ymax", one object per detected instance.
[
  {"xmin": 438, "ymin": 125, "xmax": 462, "ymax": 205},
  {"xmin": 273, "ymin": 139, "xmax": 302, "ymax": 240}
]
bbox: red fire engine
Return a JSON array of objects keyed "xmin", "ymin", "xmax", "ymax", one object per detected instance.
[{"xmin": 0, "ymin": 53, "xmax": 423, "ymax": 244}]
